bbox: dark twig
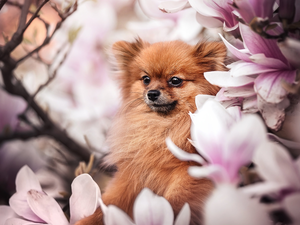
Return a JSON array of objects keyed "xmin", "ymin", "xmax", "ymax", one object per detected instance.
[{"xmin": 0, "ymin": 0, "xmax": 7, "ymax": 11}]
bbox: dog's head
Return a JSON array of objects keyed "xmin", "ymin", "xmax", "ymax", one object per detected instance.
[{"xmin": 112, "ymin": 38, "xmax": 226, "ymax": 115}]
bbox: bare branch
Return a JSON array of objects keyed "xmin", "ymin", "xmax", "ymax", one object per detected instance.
[{"xmin": 0, "ymin": 0, "xmax": 8, "ymax": 11}]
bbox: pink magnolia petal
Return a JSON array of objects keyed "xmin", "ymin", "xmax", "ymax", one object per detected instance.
[
  {"xmin": 223, "ymin": 84, "xmax": 255, "ymax": 98},
  {"xmin": 205, "ymin": 184, "xmax": 270, "ymax": 225},
  {"xmin": 27, "ymin": 190, "xmax": 69, "ymax": 225},
  {"xmin": 4, "ymin": 218, "xmax": 44, "ymax": 225},
  {"xmin": 226, "ymin": 106, "xmax": 242, "ymax": 122},
  {"xmin": 283, "ymin": 193, "xmax": 300, "ymax": 223},
  {"xmin": 188, "ymin": 165, "xmax": 228, "ymax": 183},
  {"xmin": 255, "ymin": 70, "xmax": 296, "ymax": 104},
  {"xmin": 219, "ymin": 33, "xmax": 250, "ymax": 62},
  {"xmin": 257, "ymin": 95, "xmax": 289, "ymax": 131},
  {"xmin": 228, "ymin": 61, "xmax": 279, "ymax": 77},
  {"xmin": 249, "ymin": 54, "xmax": 289, "ymax": 69},
  {"xmin": 104, "ymin": 205, "xmax": 134, "ymax": 225},
  {"xmin": 242, "ymin": 182, "xmax": 288, "ymax": 197},
  {"xmin": 223, "ymin": 20, "xmax": 239, "ymax": 33},
  {"xmin": 190, "ymin": 100, "xmax": 234, "ymax": 163},
  {"xmin": 166, "ymin": 138, "xmax": 206, "ymax": 165},
  {"xmin": 195, "ymin": 13, "xmax": 223, "ymax": 28},
  {"xmin": 233, "ymin": 0, "xmax": 256, "ymax": 23},
  {"xmin": 133, "ymin": 188, "xmax": 174, "ymax": 225},
  {"xmin": 189, "ymin": 0, "xmax": 220, "ymax": 17},
  {"xmin": 159, "ymin": 0, "xmax": 189, "ymax": 13},
  {"xmin": 0, "ymin": 206, "xmax": 17, "ymax": 225},
  {"xmin": 268, "ymin": 133, "xmax": 300, "ymax": 157},
  {"xmin": 240, "ymin": 23, "xmax": 288, "ymax": 64},
  {"xmin": 204, "ymin": 71, "xmax": 255, "ymax": 87},
  {"xmin": 70, "ymin": 174, "xmax": 100, "ymax": 224},
  {"xmin": 16, "ymin": 166, "xmax": 42, "ymax": 194},
  {"xmin": 216, "ymin": 88, "xmax": 233, "ymax": 101},
  {"xmin": 138, "ymin": 0, "xmax": 179, "ymax": 19},
  {"xmin": 253, "ymin": 141, "xmax": 300, "ymax": 189},
  {"xmin": 194, "ymin": 94, "xmax": 215, "ymax": 109},
  {"xmin": 174, "ymin": 203, "xmax": 190, "ymax": 225},
  {"xmin": 223, "ymin": 115, "xmax": 267, "ymax": 182},
  {"xmin": 9, "ymin": 193, "xmax": 44, "ymax": 223}
]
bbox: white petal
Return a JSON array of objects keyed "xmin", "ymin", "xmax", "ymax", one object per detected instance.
[
  {"xmin": 241, "ymin": 182, "xmax": 288, "ymax": 197},
  {"xmin": 166, "ymin": 138, "xmax": 206, "ymax": 165},
  {"xmin": 70, "ymin": 174, "xmax": 100, "ymax": 224},
  {"xmin": 188, "ymin": 165, "xmax": 227, "ymax": 183},
  {"xmin": 190, "ymin": 99, "xmax": 234, "ymax": 163},
  {"xmin": 16, "ymin": 166, "xmax": 42, "ymax": 194},
  {"xmin": 228, "ymin": 61, "xmax": 278, "ymax": 77},
  {"xmin": 223, "ymin": 115, "xmax": 267, "ymax": 182},
  {"xmin": 174, "ymin": 203, "xmax": 190, "ymax": 225},
  {"xmin": 195, "ymin": 13, "xmax": 223, "ymax": 28},
  {"xmin": 249, "ymin": 54, "xmax": 288, "ymax": 69},
  {"xmin": 253, "ymin": 141, "xmax": 300, "ymax": 189},
  {"xmin": 225, "ymin": 106, "xmax": 242, "ymax": 122},
  {"xmin": 27, "ymin": 190, "xmax": 69, "ymax": 225},
  {"xmin": 223, "ymin": 84, "xmax": 255, "ymax": 98},
  {"xmin": 9, "ymin": 193, "xmax": 44, "ymax": 223},
  {"xmin": 204, "ymin": 71, "xmax": 255, "ymax": 88},
  {"xmin": 283, "ymin": 193, "xmax": 300, "ymax": 224},
  {"xmin": 205, "ymin": 184, "xmax": 270, "ymax": 225},
  {"xmin": 242, "ymin": 96, "xmax": 258, "ymax": 113},
  {"xmin": 104, "ymin": 205, "xmax": 134, "ymax": 225},
  {"xmin": 4, "ymin": 218, "xmax": 44, "ymax": 225},
  {"xmin": 158, "ymin": 0, "xmax": 189, "ymax": 13},
  {"xmin": 219, "ymin": 33, "xmax": 250, "ymax": 62},
  {"xmin": 0, "ymin": 206, "xmax": 17, "ymax": 225},
  {"xmin": 194, "ymin": 94, "xmax": 215, "ymax": 110},
  {"xmin": 133, "ymin": 188, "xmax": 174, "ymax": 225}
]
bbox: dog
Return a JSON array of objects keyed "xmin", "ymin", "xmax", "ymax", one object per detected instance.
[{"xmin": 76, "ymin": 38, "xmax": 227, "ymax": 225}]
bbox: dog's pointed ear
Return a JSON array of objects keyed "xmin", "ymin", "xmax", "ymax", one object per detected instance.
[
  {"xmin": 193, "ymin": 42, "xmax": 227, "ymax": 71},
  {"xmin": 112, "ymin": 38, "xmax": 148, "ymax": 70}
]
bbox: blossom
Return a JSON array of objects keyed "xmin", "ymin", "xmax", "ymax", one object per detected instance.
[
  {"xmin": 0, "ymin": 166, "xmax": 100, "ymax": 225},
  {"xmin": 158, "ymin": 0, "xmax": 240, "ymax": 36},
  {"xmin": 100, "ymin": 188, "xmax": 191, "ymax": 225},
  {"xmin": 232, "ymin": 0, "xmax": 275, "ymax": 24},
  {"xmin": 167, "ymin": 96, "xmax": 267, "ymax": 185},
  {"xmin": 205, "ymin": 184, "xmax": 271, "ymax": 225},
  {"xmin": 204, "ymin": 23, "xmax": 297, "ymax": 131}
]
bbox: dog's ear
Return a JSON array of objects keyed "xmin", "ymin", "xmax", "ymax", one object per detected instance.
[
  {"xmin": 112, "ymin": 38, "xmax": 147, "ymax": 70},
  {"xmin": 193, "ymin": 42, "xmax": 227, "ymax": 72}
]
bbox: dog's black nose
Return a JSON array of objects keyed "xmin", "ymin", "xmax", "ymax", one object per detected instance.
[{"xmin": 147, "ymin": 90, "xmax": 160, "ymax": 101}]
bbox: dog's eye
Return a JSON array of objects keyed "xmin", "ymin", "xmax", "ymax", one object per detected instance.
[
  {"xmin": 169, "ymin": 77, "xmax": 183, "ymax": 87},
  {"xmin": 142, "ymin": 76, "xmax": 151, "ymax": 85}
]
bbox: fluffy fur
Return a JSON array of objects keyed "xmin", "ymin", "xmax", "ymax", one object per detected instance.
[{"xmin": 76, "ymin": 39, "xmax": 227, "ymax": 225}]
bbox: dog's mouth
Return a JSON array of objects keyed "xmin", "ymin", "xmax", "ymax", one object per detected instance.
[{"xmin": 147, "ymin": 101, "xmax": 177, "ymax": 113}]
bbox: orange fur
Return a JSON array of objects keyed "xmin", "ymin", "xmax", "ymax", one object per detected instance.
[{"xmin": 76, "ymin": 39, "xmax": 227, "ymax": 225}]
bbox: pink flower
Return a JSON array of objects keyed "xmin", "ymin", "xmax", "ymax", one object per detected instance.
[
  {"xmin": 205, "ymin": 184, "xmax": 271, "ymax": 225},
  {"xmin": 158, "ymin": 0, "xmax": 240, "ymax": 36},
  {"xmin": 233, "ymin": 0, "xmax": 276, "ymax": 24},
  {"xmin": 100, "ymin": 188, "xmax": 191, "ymax": 225},
  {"xmin": 167, "ymin": 97, "xmax": 267, "ymax": 185},
  {"xmin": 1, "ymin": 166, "xmax": 100, "ymax": 225},
  {"xmin": 204, "ymin": 23, "xmax": 297, "ymax": 131}
]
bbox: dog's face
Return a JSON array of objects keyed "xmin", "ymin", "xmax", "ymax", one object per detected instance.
[{"xmin": 112, "ymin": 39, "xmax": 226, "ymax": 115}]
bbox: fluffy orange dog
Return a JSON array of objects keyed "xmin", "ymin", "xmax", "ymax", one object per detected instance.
[{"xmin": 77, "ymin": 39, "xmax": 226, "ymax": 225}]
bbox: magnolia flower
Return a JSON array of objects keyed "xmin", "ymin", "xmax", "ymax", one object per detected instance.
[
  {"xmin": 205, "ymin": 184, "xmax": 271, "ymax": 225},
  {"xmin": 158, "ymin": 0, "xmax": 240, "ymax": 36},
  {"xmin": 100, "ymin": 188, "xmax": 191, "ymax": 225},
  {"xmin": 243, "ymin": 141, "xmax": 300, "ymax": 198},
  {"xmin": 1, "ymin": 166, "xmax": 100, "ymax": 225},
  {"xmin": 167, "ymin": 97, "xmax": 267, "ymax": 185},
  {"xmin": 205, "ymin": 23, "xmax": 297, "ymax": 131}
]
